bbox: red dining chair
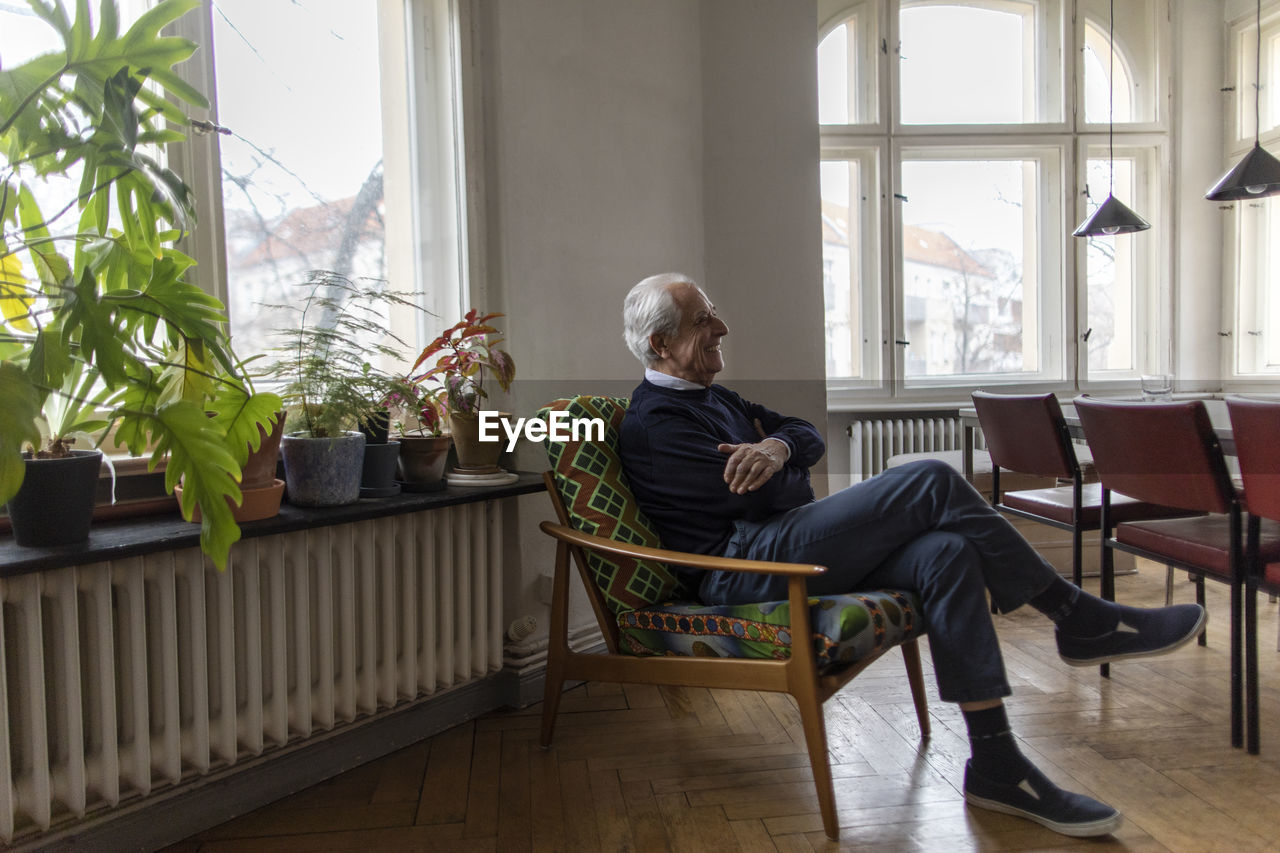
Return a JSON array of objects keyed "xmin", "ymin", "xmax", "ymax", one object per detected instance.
[
  {"xmin": 972, "ymin": 391, "xmax": 1194, "ymax": 590},
  {"xmin": 1225, "ymin": 396, "xmax": 1280, "ymax": 754},
  {"xmin": 1074, "ymin": 397, "xmax": 1247, "ymax": 748}
]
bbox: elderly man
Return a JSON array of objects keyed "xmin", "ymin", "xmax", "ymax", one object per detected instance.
[{"xmin": 618, "ymin": 272, "xmax": 1205, "ymax": 838}]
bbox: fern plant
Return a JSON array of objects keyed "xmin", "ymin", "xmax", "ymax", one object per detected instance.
[
  {"xmin": 0, "ymin": 0, "xmax": 280, "ymax": 568},
  {"xmin": 270, "ymin": 270, "xmax": 423, "ymax": 439}
]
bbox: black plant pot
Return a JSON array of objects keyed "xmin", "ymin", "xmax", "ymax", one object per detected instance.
[
  {"xmin": 6, "ymin": 450, "xmax": 103, "ymax": 547},
  {"xmin": 360, "ymin": 440, "xmax": 401, "ymax": 498},
  {"xmin": 359, "ymin": 409, "xmax": 391, "ymax": 445}
]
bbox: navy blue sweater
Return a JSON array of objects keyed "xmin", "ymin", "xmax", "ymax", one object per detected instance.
[{"xmin": 619, "ymin": 380, "xmax": 825, "ymax": 598}]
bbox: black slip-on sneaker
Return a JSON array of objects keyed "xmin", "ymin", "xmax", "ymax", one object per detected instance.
[
  {"xmin": 1056, "ymin": 602, "xmax": 1206, "ymax": 667},
  {"xmin": 963, "ymin": 760, "xmax": 1123, "ymax": 837}
]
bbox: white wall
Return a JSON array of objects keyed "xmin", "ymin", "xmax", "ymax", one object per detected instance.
[
  {"xmin": 1173, "ymin": 0, "xmax": 1228, "ymax": 389},
  {"xmin": 473, "ymin": 0, "xmax": 827, "ymax": 645}
]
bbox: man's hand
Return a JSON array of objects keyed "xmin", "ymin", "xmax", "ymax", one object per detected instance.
[{"xmin": 717, "ymin": 435, "xmax": 788, "ymax": 495}]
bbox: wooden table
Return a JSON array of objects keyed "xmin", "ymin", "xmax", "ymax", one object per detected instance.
[{"xmin": 958, "ymin": 398, "xmax": 1236, "ymax": 481}]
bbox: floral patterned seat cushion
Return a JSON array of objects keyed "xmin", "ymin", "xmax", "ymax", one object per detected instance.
[
  {"xmin": 618, "ymin": 590, "xmax": 925, "ymax": 665},
  {"xmin": 541, "ymin": 395, "xmax": 927, "ymax": 664}
]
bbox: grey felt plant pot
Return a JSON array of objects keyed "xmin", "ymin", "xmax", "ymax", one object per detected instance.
[{"xmin": 279, "ymin": 432, "xmax": 366, "ymax": 507}]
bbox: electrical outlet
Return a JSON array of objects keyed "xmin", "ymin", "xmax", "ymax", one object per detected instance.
[{"xmin": 536, "ymin": 572, "xmax": 555, "ymax": 604}]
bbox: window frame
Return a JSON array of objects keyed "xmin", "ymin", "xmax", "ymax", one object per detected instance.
[
  {"xmin": 1221, "ymin": 1, "xmax": 1280, "ymax": 385},
  {"xmin": 820, "ymin": 0, "xmax": 1172, "ymax": 407},
  {"xmin": 164, "ymin": 0, "xmax": 473, "ymax": 357}
]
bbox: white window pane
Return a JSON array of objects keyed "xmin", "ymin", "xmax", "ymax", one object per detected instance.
[
  {"xmin": 213, "ymin": 0, "xmax": 393, "ymax": 359},
  {"xmin": 821, "ymin": 160, "xmax": 861, "ymax": 378},
  {"xmin": 900, "ymin": 1, "xmax": 1062, "ymax": 125},
  {"xmin": 818, "ymin": 3, "xmax": 879, "ymax": 125},
  {"xmin": 900, "ymin": 159, "xmax": 1040, "ymax": 379},
  {"xmin": 1081, "ymin": 0, "xmax": 1159, "ymax": 126},
  {"xmin": 1083, "ymin": 158, "xmax": 1139, "ymax": 373},
  {"xmin": 1235, "ymin": 197, "xmax": 1280, "ymax": 374}
]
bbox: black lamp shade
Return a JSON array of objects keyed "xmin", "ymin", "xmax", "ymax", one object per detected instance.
[
  {"xmin": 1206, "ymin": 143, "xmax": 1280, "ymax": 201},
  {"xmin": 1073, "ymin": 193, "xmax": 1151, "ymax": 237}
]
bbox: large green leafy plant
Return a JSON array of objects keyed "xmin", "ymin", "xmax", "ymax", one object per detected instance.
[{"xmin": 0, "ymin": 0, "xmax": 280, "ymax": 568}]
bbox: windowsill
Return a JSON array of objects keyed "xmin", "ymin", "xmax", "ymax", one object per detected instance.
[{"xmin": 0, "ymin": 472, "xmax": 546, "ymax": 577}]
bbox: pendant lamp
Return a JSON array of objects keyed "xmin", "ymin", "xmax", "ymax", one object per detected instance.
[
  {"xmin": 1074, "ymin": 0, "xmax": 1150, "ymax": 237},
  {"xmin": 1206, "ymin": 0, "xmax": 1280, "ymax": 201}
]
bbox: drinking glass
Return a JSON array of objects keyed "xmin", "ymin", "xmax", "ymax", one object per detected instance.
[{"xmin": 1140, "ymin": 374, "xmax": 1173, "ymax": 402}]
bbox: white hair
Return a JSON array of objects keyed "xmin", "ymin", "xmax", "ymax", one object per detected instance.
[{"xmin": 623, "ymin": 273, "xmax": 698, "ymax": 366}]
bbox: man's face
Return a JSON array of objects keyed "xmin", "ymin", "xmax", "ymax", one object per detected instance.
[{"xmin": 651, "ymin": 283, "xmax": 729, "ymax": 387}]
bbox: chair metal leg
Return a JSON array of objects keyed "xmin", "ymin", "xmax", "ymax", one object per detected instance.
[
  {"xmin": 1247, "ymin": 582, "xmax": 1260, "ymax": 754},
  {"xmin": 1072, "ymin": 526, "xmax": 1083, "ymax": 588},
  {"xmin": 1231, "ymin": 577, "xmax": 1244, "ymax": 749},
  {"xmin": 1165, "ymin": 565, "xmax": 1175, "ymax": 606},
  {"xmin": 1197, "ymin": 577, "xmax": 1208, "ymax": 646}
]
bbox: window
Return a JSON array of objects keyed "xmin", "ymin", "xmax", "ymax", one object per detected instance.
[
  {"xmin": 169, "ymin": 0, "xmax": 467, "ymax": 367},
  {"xmin": 1227, "ymin": 5, "xmax": 1280, "ymax": 378},
  {"xmin": 818, "ymin": 0, "xmax": 1168, "ymax": 396}
]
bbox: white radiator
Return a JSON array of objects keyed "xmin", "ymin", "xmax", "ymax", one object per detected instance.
[
  {"xmin": 848, "ymin": 413, "xmax": 963, "ymax": 481},
  {"xmin": 0, "ymin": 501, "xmax": 503, "ymax": 844}
]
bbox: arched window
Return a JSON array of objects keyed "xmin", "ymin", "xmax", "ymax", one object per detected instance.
[{"xmin": 818, "ymin": 0, "xmax": 1168, "ymax": 394}]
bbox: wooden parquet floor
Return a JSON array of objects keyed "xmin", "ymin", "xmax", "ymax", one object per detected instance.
[{"xmin": 167, "ymin": 563, "xmax": 1280, "ymax": 852}]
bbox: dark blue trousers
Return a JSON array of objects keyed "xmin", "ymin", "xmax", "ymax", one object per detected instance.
[{"xmin": 714, "ymin": 459, "xmax": 1059, "ymax": 703}]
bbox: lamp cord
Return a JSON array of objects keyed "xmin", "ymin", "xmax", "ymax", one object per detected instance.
[
  {"xmin": 1108, "ymin": 0, "xmax": 1115, "ymax": 193},
  {"xmin": 1255, "ymin": 0, "xmax": 1263, "ymax": 146}
]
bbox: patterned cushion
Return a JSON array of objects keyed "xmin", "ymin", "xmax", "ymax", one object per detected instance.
[
  {"xmin": 539, "ymin": 397, "xmax": 690, "ymax": 612},
  {"xmin": 618, "ymin": 590, "xmax": 925, "ymax": 665}
]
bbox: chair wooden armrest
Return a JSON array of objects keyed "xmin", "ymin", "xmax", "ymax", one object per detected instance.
[{"xmin": 538, "ymin": 521, "xmax": 826, "ymax": 578}]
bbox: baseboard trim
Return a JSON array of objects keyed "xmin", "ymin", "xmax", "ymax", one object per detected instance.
[{"xmin": 18, "ymin": 672, "xmax": 518, "ymax": 853}]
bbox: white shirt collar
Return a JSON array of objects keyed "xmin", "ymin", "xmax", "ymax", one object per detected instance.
[{"xmin": 644, "ymin": 367, "xmax": 707, "ymax": 391}]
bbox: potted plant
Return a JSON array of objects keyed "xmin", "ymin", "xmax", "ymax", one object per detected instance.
[
  {"xmin": 4, "ymin": 363, "xmax": 110, "ymax": 546},
  {"xmin": 173, "ymin": 356, "xmax": 288, "ymax": 523},
  {"xmin": 410, "ymin": 310, "xmax": 516, "ymax": 471},
  {"xmin": 0, "ymin": 0, "xmax": 280, "ymax": 566},
  {"xmin": 388, "ymin": 379, "xmax": 451, "ymax": 490},
  {"xmin": 269, "ymin": 271, "xmax": 421, "ymax": 505}
]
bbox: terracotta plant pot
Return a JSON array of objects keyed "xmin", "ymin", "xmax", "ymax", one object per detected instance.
[
  {"xmin": 398, "ymin": 435, "xmax": 452, "ymax": 488},
  {"xmin": 241, "ymin": 411, "xmax": 287, "ymax": 491},
  {"xmin": 449, "ymin": 412, "xmax": 506, "ymax": 471},
  {"xmin": 175, "ymin": 478, "xmax": 286, "ymax": 524},
  {"xmin": 279, "ymin": 432, "xmax": 366, "ymax": 507},
  {"xmin": 6, "ymin": 450, "xmax": 103, "ymax": 547}
]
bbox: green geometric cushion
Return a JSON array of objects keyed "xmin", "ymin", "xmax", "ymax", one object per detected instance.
[
  {"xmin": 617, "ymin": 590, "xmax": 925, "ymax": 664},
  {"xmin": 539, "ymin": 397, "xmax": 690, "ymax": 612}
]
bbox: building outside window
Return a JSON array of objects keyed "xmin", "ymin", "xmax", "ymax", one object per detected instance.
[
  {"xmin": 0, "ymin": 0, "xmax": 469, "ymax": 375},
  {"xmin": 818, "ymin": 0, "xmax": 1168, "ymax": 399}
]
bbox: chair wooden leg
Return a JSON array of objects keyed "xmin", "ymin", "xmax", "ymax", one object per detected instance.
[
  {"xmin": 541, "ymin": 544, "xmax": 573, "ymax": 748},
  {"xmin": 540, "ymin": 647, "xmax": 567, "ymax": 748},
  {"xmin": 792, "ymin": 678, "xmax": 839, "ymax": 840},
  {"xmin": 901, "ymin": 640, "xmax": 931, "ymax": 739}
]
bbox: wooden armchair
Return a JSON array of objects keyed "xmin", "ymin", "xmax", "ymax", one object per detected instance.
[{"xmin": 537, "ymin": 396, "xmax": 931, "ymax": 840}]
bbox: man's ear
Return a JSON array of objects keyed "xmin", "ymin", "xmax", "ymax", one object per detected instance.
[{"xmin": 648, "ymin": 332, "xmax": 666, "ymax": 358}]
